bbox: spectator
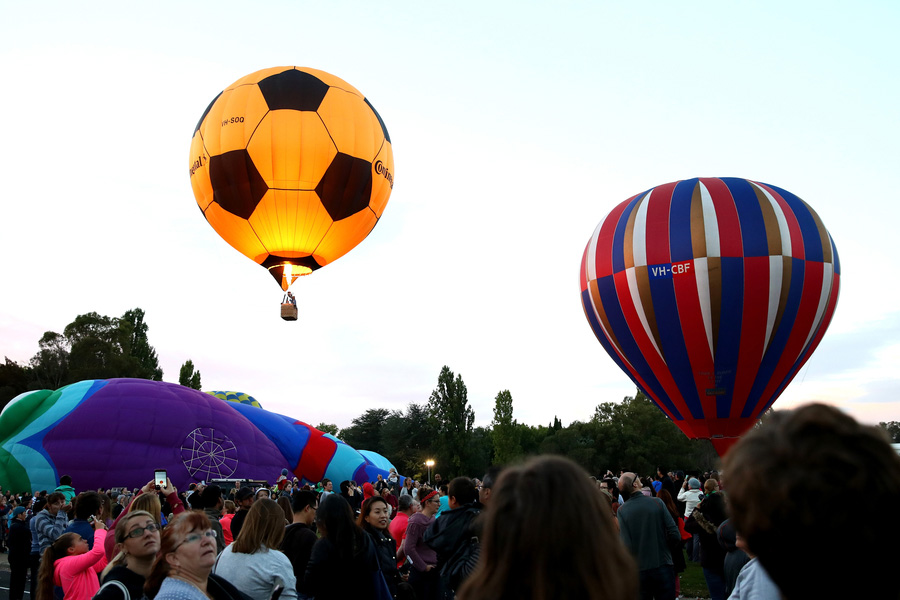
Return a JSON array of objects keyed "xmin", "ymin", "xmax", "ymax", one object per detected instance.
[
  {"xmin": 219, "ymin": 500, "xmax": 236, "ymax": 546},
  {"xmin": 724, "ymin": 403, "xmax": 900, "ymax": 599},
  {"xmin": 617, "ymin": 471, "xmax": 680, "ymax": 599},
  {"xmin": 143, "ymin": 512, "xmax": 242, "ymax": 600},
  {"xmin": 457, "ymin": 456, "xmax": 636, "ymax": 600},
  {"xmin": 716, "ymin": 519, "xmax": 749, "ymax": 598},
  {"xmin": 213, "ymin": 499, "xmax": 297, "ymax": 599},
  {"xmin": 358, "ymin": 496, "xmax": 402, "ymax": 598},
  {"xmin": 281, "ymin": 490, "xmax": 317, "ymax": 597},
  {"xmin": 8, "ymin": 506, "xmax": 32, "ymax": 600},
  {"xmin": 65, "ymin": 491, "xmax": 104, "ymax": 550},
  {"xmin": 340, "ymin": 480, "xmax": 362, "ymax": 514},
  {"xmin": 302, "ymin": 494, "xmax": 378, "ymax": 600},
  {"xmin": 105, "ymin": 479, "xmax": 183, "ymax": 561},
  {"xmin": 405, "ymin": 487, "xmax": 439, "ymax": 600},
  {"xmin": 94, "ymin": 510, "xmax": 162, "ymax": 600},
  {"xmin": 228, "ymin": 487, "xmax": 254, "ymax": 541},
  {"xmin": 277, "ymin": 495, "xmax": 293, "ymax": 525},
  {"xmin": 36, "ymin": 518, "xmax": 107, "ymax": 600},
  {"xmin": 684, "ymin": 479, "xmax": 728, "ymax": 600},
  {"xmin": 424, "ymin": 476, "xmax": 481, "ymax": 597},
  {"xmin": 388, "ymin": 495, "xmax": 415, "ymax": 568},
  {"xmin": 199, "ymin": 485, "xmax": 226, "ymax": 555},
  {"xmin": 54, "ymin": 476, "xmax": 76, "ymax": 504}
]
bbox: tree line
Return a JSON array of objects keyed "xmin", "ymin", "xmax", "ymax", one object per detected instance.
[
  {"xmin": 0, "ymin": 308, "xmax": 202, "ymax": 408},
  {"xmin": 330, "ymin": 364, "xmax": 722, "ymax": 482},
  {"xmin": 5, "ymin": 309, "xmax": 896, "ymax": 480}
]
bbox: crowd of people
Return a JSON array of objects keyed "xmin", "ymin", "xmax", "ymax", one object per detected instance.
[{"xmin": 1, "ymin": 403, "xmax": 899, "ymax": 600}]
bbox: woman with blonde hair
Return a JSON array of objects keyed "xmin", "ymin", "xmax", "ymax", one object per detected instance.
[
  {"xmin": 94, "ymin": 510, "xmax": 161, "ymax": 599},
  {"xmin": 143, "ymin": 512, "xmax": 242, "ymax": 600},
  {"xmin": 456, "ymin": 456, "xmax": 637, "ymax": 600},
  {"xmin": 104, "ymin": 479, "xmax": 183, "ymax": 560},
  {"xmin": 212, "ymin": 498, "xmax": 297, "ymax": 598}
]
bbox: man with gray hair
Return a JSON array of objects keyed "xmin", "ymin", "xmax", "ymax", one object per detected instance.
[{"xmin": 617, "ymin": 471, "xmax": 680, "ymax": 600}]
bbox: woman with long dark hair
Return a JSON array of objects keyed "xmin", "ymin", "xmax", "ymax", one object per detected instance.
[
  {"xmin": 358, "ymin": 496, "xmax": 402, "ymax": 598},
  {"xmin": 656, "ymin": 489, "xmax": 689, "ymax": 596},
  {"xmin": 456, "ymin": 456, "xmax": 637, "ymax": 600},
  {"xmin": 302, "ymin": 494, "xmax": 379, "ymax": 600}
]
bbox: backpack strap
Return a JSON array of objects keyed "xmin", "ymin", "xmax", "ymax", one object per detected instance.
[{"xmin": 97, "ymin": 579, "xmax": 130, "ymax": 600}]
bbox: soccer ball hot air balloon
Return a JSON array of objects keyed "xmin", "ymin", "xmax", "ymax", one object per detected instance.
[
  {"xmin": 579, "ymin": 178, "xmax": 840, "ymax": 456},
  {"xmin": 188, "ymin": 67, "xmax": 394, "ymax": 319}
]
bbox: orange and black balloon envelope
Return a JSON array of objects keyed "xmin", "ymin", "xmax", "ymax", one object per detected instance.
[
  {"xmin": 189, "ymin": 67, "xmax": 394, "ymax": 290},
  {"xmin": 580, "ymin": 178, "xmax": 840, "ymax": 456}
]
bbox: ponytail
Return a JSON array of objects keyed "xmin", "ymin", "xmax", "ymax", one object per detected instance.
[{"xmin": 36, "ymin": 533, "xmax": 77, "ymax": 600}]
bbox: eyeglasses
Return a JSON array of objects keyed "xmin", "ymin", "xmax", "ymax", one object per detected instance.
[
  {"xmin": 173, "ymin": 529, "xmax": 216, "ymax": 550},
  {"xmin": 121, "ymin": 523, "xmax": 161, "ymax": 541}
]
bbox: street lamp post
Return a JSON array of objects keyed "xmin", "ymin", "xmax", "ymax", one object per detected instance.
[{"xmin": 425, "ymin": 459, "xmax": 435, "ymax": 485}]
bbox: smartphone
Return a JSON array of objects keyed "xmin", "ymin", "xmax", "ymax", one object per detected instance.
[
  {"xmin": 154, "ymin": 469, "xmax": 167, "ymax": 490},
  {"xmin": 269, "ymin": 584, "xmax": 284, "ymax": 600}
]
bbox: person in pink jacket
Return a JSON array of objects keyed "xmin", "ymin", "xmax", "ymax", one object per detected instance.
[{"xmin": 36, "ymin": 518, "xmax": 108, "ymax": 600}]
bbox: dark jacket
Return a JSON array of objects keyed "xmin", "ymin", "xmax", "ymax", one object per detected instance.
[
  {"xmin": 617, "ymin": 492, "xmax": 681, "ymax": 572},
  {"xmin": 424, "ymin": 502, "xmax": 482, "ymax": 596},
  {"xmin": 229, "ymin": 508, "xmax": 249, "ymax": 541},
  {"xmin": 95, "ymin": 565, "xmax": 146, "ymax": 600},
  {"xmin": 281, "ymin": 522, "xmax": 317, "ymax": 595},
  {"xmin": 303, "ymin": 534, "xmax": 378, "ymax": 600},
  {"xmin": 717, "ymin": 519, "xmax": 750, "ymax": 597},
  {"xmin": 365, "ymin": 526, "xmax": 400, "ymax": 597},
  {"xmin": 685, "ymin": 492, "xmax": 728, "ymax": 573},
  {"xmin": 8, "ymin": 519, "xmax": 32, "ymax": 563}
]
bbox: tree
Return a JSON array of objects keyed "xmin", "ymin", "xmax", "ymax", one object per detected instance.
[
  {"xmin": 316, "ymin": 423, "xmax": 339, "ymax": 436},
  {"xmin": 491, "ymin": 389, "xmax": 522, "ymax": 464},
  {"xmin": 29, "ymin": 331, "xmax": 69, "ymax": 389},
  {"xmin": 28, "ymin": 308, "xmax": 164, "ymax": 386},
  {"xmin": 879, "ymin": 421, "xmax": 900, "ymax": 443},
  {"xmin": 591, "ymin": 390, "xmax": 699, "ymax": 474},
  {"xmin": 178, "ymin": 360, "xmax": 202, "ymax": 390},
  {"xmin": 0, "ymin": 358, "xmax": 30, "ymax": 409},
  {"xmin": 120, "ymin": 308, "xmax": 163, "ymax": 380},
  {"xmin": 339, "ymin": 408, "xmax": 391, "ymax": 453},
  {"xmin": 381, "ymin": 403, "xmax": 438, "ymax": 477},
  {"xmin": 428, "ymin": 366, "xmax": 474, "ymax": 476}
]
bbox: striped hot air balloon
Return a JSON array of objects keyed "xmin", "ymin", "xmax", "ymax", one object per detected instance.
[{"xmin": 579, "ymin": 177, "xmax": 840, "ymax": 456}]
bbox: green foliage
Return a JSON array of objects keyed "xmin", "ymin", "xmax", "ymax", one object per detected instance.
[
  {"xmin": 339, "ymin": 408, "xmax": 391, "ymax": 452},
  {"xmin": 120, "ymin": 309, "xmax": 163, "ymax": 380},
  {"xmin": 0, "ymin": 357, "xmax": 31, "ymax": 409},
  {"xmin": 29, "ymin": 308, "xmax": 164, "ymax": 385},
  {"xmin": 178, "ymin": 360, "xmax": 202, "ymax": 390},
  {"xmin": 491, "ymin": 390, "xmax": 521, "ymax": 465},
  {"xmin": 879, "ymin": 421, "xmax": 900, "ymax": 443},
  {"xmin": 380, "ymin": 403, "xmax": 437, "ymax": 478},
  {"xmin": 428, "ymin": 365, "xmax": 474, "ymax": 477},
  {"xmin": 315, "ymin": 422, "xmax": 339, "ymax": 436},
  {"xmin": 590, "ymin": 391, "xmax": 702, "ymax": 474}
]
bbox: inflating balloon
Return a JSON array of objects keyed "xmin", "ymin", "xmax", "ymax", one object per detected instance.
[
  {"xmin": 580, "ymin": 178, "xmax": 840, "ymax": 456},
  {"xmin": 188, "ymin": 66, "xmax": 394, "ymax": 296},
  {"xmin": 0, "ymin": 379, "xmax": 395, "ymax": 492}
]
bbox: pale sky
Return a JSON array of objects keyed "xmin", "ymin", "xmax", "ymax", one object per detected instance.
[{"xmin": 1, "ymin": 1, "xmax": 898, "ymax": 432}]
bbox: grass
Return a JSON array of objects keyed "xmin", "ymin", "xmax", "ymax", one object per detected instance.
[{"xmin": 678, "ymin": 550, "xmax": 711, "ymax": 599}]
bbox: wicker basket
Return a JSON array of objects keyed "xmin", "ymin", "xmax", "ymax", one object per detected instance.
[{"xmin": 281, "ymin": 303, "xmax": 298, "ymax": 321}]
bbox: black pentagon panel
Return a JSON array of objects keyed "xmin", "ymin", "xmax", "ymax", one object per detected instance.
[
  {"xmin": 364, "ymin": 97, "xmax": 391, "ymax": 143},
  {"xmin": 257, "ymin": 69, "xmax": 330, "ymax": 112},
  {"xmin": 315, "ymin": 153, "xmax": 373, "ymax": 221},
  {"xmin": 194, "ymin": 91, "xmax": 222, "ymax": 133},
  {"xmin": 209, "ymin": 150, "xmax": 269, "ymax": 220}
]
